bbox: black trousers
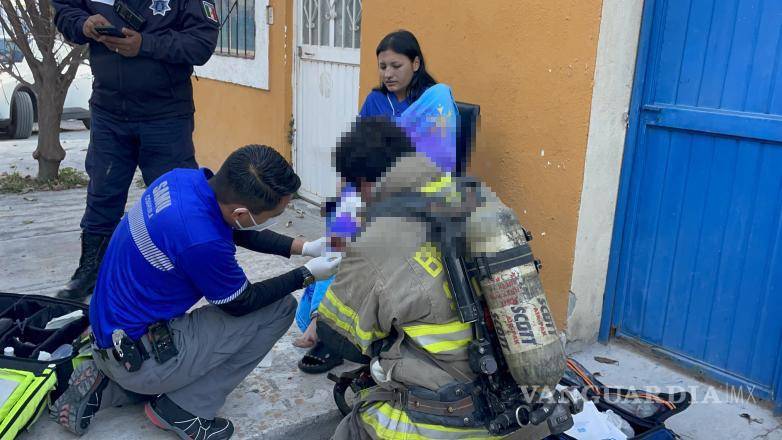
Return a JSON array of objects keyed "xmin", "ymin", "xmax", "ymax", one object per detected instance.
[
  {"xmin": 80, "ymin": 107, "xmax": 197, "ymax": 236},
  {"xmin": 317, "ymin": 320, "xmax": 371, "ymax": 364}
]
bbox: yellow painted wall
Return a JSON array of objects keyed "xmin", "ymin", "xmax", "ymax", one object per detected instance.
[
  {"xmin": 360, "ymin": 1, "xmax": 603, "ymax": 326},
  {"xmin": 192, "ymin": 0, "xmax": 294, "ymax": 170}
]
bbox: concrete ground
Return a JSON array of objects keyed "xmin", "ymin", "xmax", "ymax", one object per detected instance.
[{"xmin": 0, "ymin": 127, "xmax": 780, "ymax": 439}]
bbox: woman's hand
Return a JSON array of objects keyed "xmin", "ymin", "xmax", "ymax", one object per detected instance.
[{"xmin": 293, "ymin": 318, "xmax": 318, "ymax": 348}]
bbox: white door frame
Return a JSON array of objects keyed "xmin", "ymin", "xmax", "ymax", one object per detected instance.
[
  {"xmin": 291, "ymin": 0, "xmax": 304, "ymax": 199},
  {"xmin": 566, "ymin": 0, "xmax": 645, "ymax": 344},
  {"xmin": 291, "ymin": 0, "xmax": 361, "ymax": 204}
]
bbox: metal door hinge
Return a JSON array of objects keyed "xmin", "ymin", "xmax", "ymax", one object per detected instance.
[
  {"xmin": 297, "ymin": 46, "xmax": 315, "ymax": 57},
  {"xmin": 266, "ymin": 5, "xmax": 274, "ymax": 25}
]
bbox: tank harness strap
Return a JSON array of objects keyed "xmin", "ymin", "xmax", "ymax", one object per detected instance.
[
  {"xmin": 361, "ymin": 388, "xmax": 408, "ymax": 407},
  {"xmin": 355, "ymin": 341, "xmax": 478, "ymax": 418},
  {"xmin": 359, "ymin": 386, "xmax": 477, "ymax": 419},
  {"xmin": 465, "ymin": 243, "xmax": 534, "ymax": 280},
  {"xmin": 407, "ymin": 395, "xmax": 476, "ymax": 418}
]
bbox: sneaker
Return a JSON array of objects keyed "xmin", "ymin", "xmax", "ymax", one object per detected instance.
[
  {"xmin": 51, "ymin": 359, "xmax": 108, "ymax": 435},
  {"xmin": 145, "ymin": 394, "xmax": 234, "ymax": 440}
]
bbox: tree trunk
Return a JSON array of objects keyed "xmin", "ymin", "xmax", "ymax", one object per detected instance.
[{"xmin": 32, "ymin": 84, "xmax": 67, "ymax": 181}]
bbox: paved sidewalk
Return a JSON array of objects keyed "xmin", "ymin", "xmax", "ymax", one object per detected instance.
[
  {"xmin": 0, "ymin": 129, "xmax": 779, "ymax": 439},
  {"xmin": 1, "ymin": 128, "xmax": 348, "ymax": 439},
  {"xmin": 566, "ymin": 341, "xmax": 781, "ymax": 440}
]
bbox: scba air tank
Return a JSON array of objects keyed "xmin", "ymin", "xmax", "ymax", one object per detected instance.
[{"xmin": 466, "ymin": 195, "xmax": 566, "ymax": 389}]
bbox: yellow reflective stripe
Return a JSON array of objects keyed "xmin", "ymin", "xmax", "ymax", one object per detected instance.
[
  {"xmin": 317, "ymin": 301, "xmax": 352, "ymax": 334},
  {"xmin": 325, "ymin": 288, "xmax": 384, "ymax": 342},
  {"xmin": 361, "ymin": 402, "xmax": 502, "ymax": 439},
  {"xmin": 361, "ymin": 410, "xmax": 428, "ymax": 440},
  {"xmin": 423, "ymin": 338, "xmax": 472, "ymax": 354},
  {"xmin": 318, "ymin": 288, "xmax": 387, "ymax": 350},
  {"xmin": 376, "ymin": 403, "xmax": 492, "ymax": 435},
  {"xmin": 318, "ymin": 303, "xmax": 375, "ymax": 352},
  {"xmin": 443, "ymin": 282, "xmax": 456, "ymax": 311},
  {"xmin": 403, "ymin": 321, "xmax": 473, "ymax": 354},
  {"xmin": 404, "ymin": 321, "xmax": 471, "ymax": 338},
  {"xmin": 443, "ymin": 282, "xmax": 453, "ymax": 301},
  {"xmin": 419, "ymin": 173, "xmax": 453, "ymax": 194}
]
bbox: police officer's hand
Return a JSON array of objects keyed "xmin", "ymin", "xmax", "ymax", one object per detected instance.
[
  {"xmin": 82, "ymin": 14, "xmax": 111, "ymax": 41},
  {"xmin": 304, "ymin": 255, "xmax": 342, "ymax": 280},
  {"xmin": 101, "ymin": 28, "xmax": 142, "ymax": 58}
]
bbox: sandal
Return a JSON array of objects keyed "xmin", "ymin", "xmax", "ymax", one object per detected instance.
[{"xmin": 298, "ymin": 341, "xmax": 344, "ymax": 374}]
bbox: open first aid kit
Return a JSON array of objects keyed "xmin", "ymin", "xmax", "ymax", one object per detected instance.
[{"xmin": 0, "ymin": 292, "xmax": 91, "ymax": 439}]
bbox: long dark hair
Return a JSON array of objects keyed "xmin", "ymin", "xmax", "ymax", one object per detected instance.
[{"xmin": 373, "ymin": 30, "xmax": 437, "ymax": 103}]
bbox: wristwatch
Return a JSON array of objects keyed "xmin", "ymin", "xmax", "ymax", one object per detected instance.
[{"xmin": 299, "ymin": 266, "xmax": 316, "ymax": 287}]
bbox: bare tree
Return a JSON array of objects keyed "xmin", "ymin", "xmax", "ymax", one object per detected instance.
[{"xmin": 0, "ymin": 0, "xmax": 87, "ymax": 180}]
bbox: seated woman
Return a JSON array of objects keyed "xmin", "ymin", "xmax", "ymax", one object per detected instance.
[{"xmin": 295, "ymin": 29, "xmax": 459, "ymax": 374}]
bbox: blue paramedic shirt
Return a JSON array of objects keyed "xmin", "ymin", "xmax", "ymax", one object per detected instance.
[
  {"xmin": 359, "ymin": 90, "xmax": 412, "ymax": 118},
  {"xmin": 90, "ymin": 168, "xmax": 248, "ymax": 348}
]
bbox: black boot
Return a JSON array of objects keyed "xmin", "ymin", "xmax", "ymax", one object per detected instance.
[
  {"xmin": 57, "ymin": 232, "xmax": 110, "ymax": 300},
  {"xmin": 145, "ymin": 394, "xmax": 234, "ymax": 440}
]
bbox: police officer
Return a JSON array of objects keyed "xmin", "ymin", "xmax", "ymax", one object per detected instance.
[
  {"xmin": 52, "ymin": 0, "xmax": 219, "ymax": 300},
  {"xmin": 51, "ymin": 145, "xmax": 341, "ymax": 439}
]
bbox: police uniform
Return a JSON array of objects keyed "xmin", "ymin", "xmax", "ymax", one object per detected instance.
[
  {"xmin": 54, "ymin": 0, "xmax": 219, "ymax": 235},
  {"xmin": 89, "ymin": 168, "xmax": 297, "ymax": 418},
  {"xmin": 52, "ymin": 0, "xmax": 219, "ymax": 299}
]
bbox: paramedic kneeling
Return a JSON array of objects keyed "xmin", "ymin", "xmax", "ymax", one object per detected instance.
[{"xmin": 51, "ymin": 145, "xmax": 340, "ymax": 439}]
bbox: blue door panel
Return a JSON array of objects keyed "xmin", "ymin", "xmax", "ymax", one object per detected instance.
[
  {"xmin": 604, "ymin": 0, "xmax": 782, "ymax": 406},
  {"xmin": 652, "ymin": 0, "xmax": 782, "ymax": 114},
  {"xmin": 693, "ymin": 1, "xmax": 741, "ymax": 109},
  {"xmin": 746, "ymin": 3, "xmax": 782, "ymax": 113},
  {"xmin": 718, "ymin": 0, "xmax": 765, "ymax": 110},
  {"xmin": 659, "ymin": 136, "xmax": 715, "ymax": 352},
  {"xmin": 638, "ymin": 131, "xmax": 693, "ymax": 346},
  {"xmin": 701, "ymin": 138, "xmax": 763, "ymax": 369}
]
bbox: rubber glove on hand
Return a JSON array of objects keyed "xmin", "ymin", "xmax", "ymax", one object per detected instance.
[
  {"xmin": 304, "ymin": 254, "xmax": 342, "ymax": 280},
  {"xmin": 301, "ymin": 237, "xmax": 328, "ymax": 257}
]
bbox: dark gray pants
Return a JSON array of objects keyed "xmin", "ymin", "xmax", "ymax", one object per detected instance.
[{"xmin": 95, "ymin": 295, "xmax": 296, "ymax": 419}]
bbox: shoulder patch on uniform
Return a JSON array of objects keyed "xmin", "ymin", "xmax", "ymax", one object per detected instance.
[
  {"xmin": 202, "ymin": 0, "xmax": 219, "ymax": 23},
  {"xmin": 152, "ymin": 180, "xmax": 172, "ymax": 214}
]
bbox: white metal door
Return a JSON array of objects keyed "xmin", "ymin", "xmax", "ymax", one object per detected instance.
[{"xmin": 294, "ymin": 0, "xmax": 361, "ymax": 202}]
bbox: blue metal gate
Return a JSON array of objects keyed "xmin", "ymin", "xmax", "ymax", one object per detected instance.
[{"xmin": 600, "ymin": 0, "xmax": 782, "ymax": 410}]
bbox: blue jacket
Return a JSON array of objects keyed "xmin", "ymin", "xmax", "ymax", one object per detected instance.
[{"xmin": 53, "ymin": 0, "xmax": 219, "ymax": 121}]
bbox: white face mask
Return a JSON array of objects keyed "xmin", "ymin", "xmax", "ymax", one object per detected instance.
[{"xmin": 233, "ymin": 208, "xmax": 279, "ymax": 232}]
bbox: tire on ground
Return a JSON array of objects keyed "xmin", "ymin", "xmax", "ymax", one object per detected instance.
[{"xmin": 9, "ymin": 91, "xmax": 34, "ymax": 139}]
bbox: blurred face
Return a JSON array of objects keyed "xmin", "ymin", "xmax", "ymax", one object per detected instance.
[
  {"xmin": 377, "ymin": 49, "xmax": 420, "ymax": 98},
  {"xmin": 358, "ymin": 179, "xmax": 373, "ymax": 202}
]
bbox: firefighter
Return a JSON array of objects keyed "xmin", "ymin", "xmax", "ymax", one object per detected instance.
[{"xmin": 319, "ymin": 118, "xmax": 553, "ymax": 439}]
